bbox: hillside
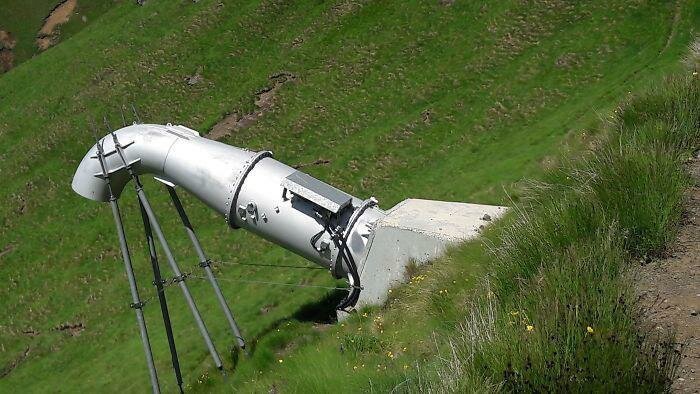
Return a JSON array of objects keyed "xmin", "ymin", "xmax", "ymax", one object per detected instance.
[
  {"xmin": 0, "ymin": 1, "xmax": 698, "ymax": 392},
  {"xmin": 0, "ymin": 0, "xmax": 114, "ymax": 72}
]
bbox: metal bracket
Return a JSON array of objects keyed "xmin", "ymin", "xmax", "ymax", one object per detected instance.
[
  {"xmin": 92, "ymin": 158, "xmax": 142, "ymax": 179},
  {"xmin": 199, "ymin": 260, "xmax": 211, "ymax": 268},
  {"xmin": 153, "ymin": 176, "xmax": 176, "ymax": 187},
  {"xmin": 172, "ymin": 273, "xmax": 189, "ymax": 283},
  {"xmin": 90, "ymin": 139, "xmax": 135, "ymax": 159},
  {"xmin": 130, "ymin": 301, "xmax": 146, "ymax": 309}
]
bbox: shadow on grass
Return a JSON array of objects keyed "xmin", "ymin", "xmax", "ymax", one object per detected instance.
[
  {"xmin": 291, "ymin": 289, "xmax": 346, "ymax": 324},
  {"xmin": 233, "ymin": 290, "xmax": 346, "ymax": 365}
]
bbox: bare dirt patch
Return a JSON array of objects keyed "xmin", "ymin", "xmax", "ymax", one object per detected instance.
[
  {"xmin": 0, "ymin": 347, "xmax": 30, "ymax": 378},
  {"xmin": 36, "ymin": 0, "xmax": 77, "ymax": 51},
  {"xmin": 637, "ymin": 157, "xmax": 700, "ymax": 393},
  {"xmin": 53, "ymin": 321, "xmax": 85, "ymax": 337},
  {"xmin": 293, "ymin": 158, "xmax": 331, "ymax": 169},
  {"xmin": 0, "ymin": 30, "xmax": 16, "ymax": 73},
  {"xmin": 207, "ymin": 72, "xmax": 296, "ymax": 140}
]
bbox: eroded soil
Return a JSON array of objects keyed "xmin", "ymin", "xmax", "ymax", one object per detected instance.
[
  {"xmin": 0, "ymin": 30, "xmax": 16, "ymax": 73},
  {"xmin": 36, "ymin": 0, "xmax": 77, "ymax": 51},
  {"xmin": 637, "ymin": 158, "xmax": 700, "ymax": 393},
  {"xmin": 207, "ymin": 72, "xmax": 296, "ymax": 140}
]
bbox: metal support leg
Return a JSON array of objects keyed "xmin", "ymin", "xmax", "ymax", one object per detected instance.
[
  {"xmin": 109, "ymin": 198, "xmax": 161, "ymax": 394},
  {"xmin": 135, "ymin": 186, "xmax": 224, "ymax": 372},
  {"xmin": 92, "ymin": 126, "xmax": 160, "ymax": 394},
  {"xmin": 139, "ymin": 200, "xmax": 184, "ymax": 394},
  {"xmin": 166, "ymin": 186, "xmax": 247, "ymax": 351}
]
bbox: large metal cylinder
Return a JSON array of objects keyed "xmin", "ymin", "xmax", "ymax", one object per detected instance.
[{"xmin": 72, "ymin": 123, "xmax": 384, "ymax": 274}]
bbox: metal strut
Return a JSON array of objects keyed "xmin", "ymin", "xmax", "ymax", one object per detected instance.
[
  {"xmin": 138, "ymin": 199, "xmax": 184, "ymax": 394},
  {"xmin": 167, "ymin": 186, "xmax": 247, "ymax": 352},
  {"xmin": 105, "ymin": 119, "xmax": 225, "ymax": 374},
  {"xmin": 91, "ymin": 126, "xmax": 160, "ymax": 394}
]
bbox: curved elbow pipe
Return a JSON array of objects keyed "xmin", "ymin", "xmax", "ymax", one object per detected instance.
[{"xmin": 72, "ymin": 123, "xmax": 384, "ymax": 272}]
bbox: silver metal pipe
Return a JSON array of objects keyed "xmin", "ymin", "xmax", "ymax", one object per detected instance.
[
  {"xmin": 166, "ymin": 185, "xmax": 246, "ymax": 351},
  {"xmin": 72, "ymin": 124, "xmax": 385, "ymax": 276}
]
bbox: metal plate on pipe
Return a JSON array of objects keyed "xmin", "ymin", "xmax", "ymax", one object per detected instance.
[{"xmin": 281, "ymin": 171, "xmax": 352, "ymax": 214}]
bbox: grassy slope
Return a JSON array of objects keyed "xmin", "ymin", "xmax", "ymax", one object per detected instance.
[
  {"xmin": 0, "ymin": 0, "xmax": 115, "ymax": 66},
  {"xmin": 0, "ymin": 0, "xmax": 696, "ymax": 392}
]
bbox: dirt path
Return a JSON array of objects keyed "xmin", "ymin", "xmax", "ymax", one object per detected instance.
[
  {"xmin": 207, "ymin": 72, "xmax": 296, "ymax": 140},
  {"xmin": 637, "ymin": 158, "xmax": 700, "ymax": 393},
  {"xmin": 36, "ymin": 0, "xmax": 77, "ymax": 51}
]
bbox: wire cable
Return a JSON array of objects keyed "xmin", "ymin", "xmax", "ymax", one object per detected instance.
[
  {"xmin": 208, "ymin": 260, "xmax": 326, "ymax": 270},
  {"xmin": 189, "ymin": 275, "xmax": 353, "ymax": 291}
]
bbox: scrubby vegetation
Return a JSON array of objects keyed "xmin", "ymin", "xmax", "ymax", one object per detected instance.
[
  {"xmin": 0, "ymin": 0, "xmax": 698, "ymax": 392},
  {"xmin": 413, "ymin": 72, "xmax": 699, "ymax": 392}
]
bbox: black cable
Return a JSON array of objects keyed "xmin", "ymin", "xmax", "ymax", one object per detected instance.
[
  {"xmin": 210, "ymin": 260, "xmax": 326, "ymax": 270},
  {"xmin": 328, "ymin": 224, "xmax": 361, "ymax": 310}
]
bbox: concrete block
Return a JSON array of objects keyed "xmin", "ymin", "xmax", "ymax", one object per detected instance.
[{"xmin": 354, "ymin": 198, "xmax": 507, "ymax": 309}]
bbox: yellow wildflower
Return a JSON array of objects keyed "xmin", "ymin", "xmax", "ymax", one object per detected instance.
[
  {"xmin": 587, "ymin": 326, "xmax": 594, "ymax": 334},
  {"xmin": 526, "ymin": 325, "xmax": 534, "ymax": 332}
]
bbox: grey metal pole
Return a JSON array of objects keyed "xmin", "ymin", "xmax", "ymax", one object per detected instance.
[
  {"xmin": 136, "ymin": 188, "xmax": 225, "ymax": 371},
  {"xmin": 166, "ymin": 186, "xmax": 246, "ymax": 351},
  {"xmin": 106, "ymin": 121, "xmax": 225, "ymax": 372},
  {"xmin": 92, "ymin": 130, "xmax": 160, "ymax": 394},
  {"xmin": 110, "ymin": 201, "xmax": 161, "ymax": 394},
  {"xmin": 138, "ymin": 200, "xmax": 184, "ymax": 394}
]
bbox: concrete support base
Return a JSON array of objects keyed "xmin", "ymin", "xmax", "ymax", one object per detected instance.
[{"xmin": 340, "ymin": 199, "xmax": 506, "ymax": 319}]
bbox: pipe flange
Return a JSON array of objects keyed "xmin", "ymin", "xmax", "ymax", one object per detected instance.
[{"xmin": 331, "ymin": 197, "xmax": 378, "ymax": 278}]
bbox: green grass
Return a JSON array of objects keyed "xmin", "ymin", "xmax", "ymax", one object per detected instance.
[{"xmin": 0, "ymin": 0, "xmax": 697, "ymax": 392}]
